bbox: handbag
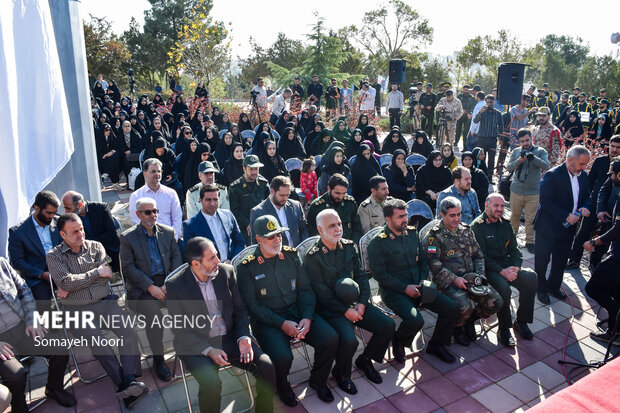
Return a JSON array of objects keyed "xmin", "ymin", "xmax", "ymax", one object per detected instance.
[{"xmin": 127, "ymin": 167, "xmax": 141, "ymax": 190}]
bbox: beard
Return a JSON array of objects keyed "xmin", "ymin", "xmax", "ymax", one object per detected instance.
[
  {"xmin": 263, "ymin": 242, "xmax": 282, "ymax": 256},
  {"xmin": 36, "ymin": 211, "xmax": 52, "ymax": 226}
]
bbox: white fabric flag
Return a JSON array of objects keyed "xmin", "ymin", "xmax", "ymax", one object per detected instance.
[{"xmin": 0, "ymin": 0, "xmax": 74, "ymax": 255}]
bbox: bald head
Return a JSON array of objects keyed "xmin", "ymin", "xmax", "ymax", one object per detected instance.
[
  {"xmin": 61, "ymin": 191, "xmax": 85, "ymax": 215},
  {"xmin": 316, "ymin": 209, "xmax": 343, "ymax": 245}
]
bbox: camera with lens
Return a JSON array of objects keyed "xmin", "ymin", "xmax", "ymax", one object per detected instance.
[
  {"xmin": 521, "ymin": 150, "xmax": 534, "ymax": 160},
  {"xmin": 250, "ymin": 89, "xmax": 259, "ymax": 103}
]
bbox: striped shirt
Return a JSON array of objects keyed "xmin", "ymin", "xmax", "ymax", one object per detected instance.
[
  {"xmin": 46, "ymin": 240, "xmax": 111, "ymax": 306},
  {"xmin": 473, "ymin": 107, "xmax": 504, "ymax": 138}
]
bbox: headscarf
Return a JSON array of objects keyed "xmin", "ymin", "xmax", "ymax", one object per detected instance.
[
  {"xmin": 462, "ymin": 151, "xmax": 489, "ymax": 209},
  {"xmin": 381, "ymin": 128, "xmax": 408, "ymax": 155},
  {"xmin": 351, "ymin": 143, "xmax": 381, "ymax": 202},
  {"xmin": 223, "ymin": 142, "xmax": 245, "ymax": 185},
  {"xmin": 322, "ymin": 145, "xmax": 350, "ymax": 176},
  {"xmin": 384, "ymin": 149, "xmax": 415, "ymax": 202},
  {"xmin": 562, "ymin": 110, "xmax": 584, "ymax": 138},
  {"xmin": 471, "ymin": 147, "xmax": 488, "ymax": 175},
  {"xmin": 345, "ymin": 128, "xmax": 364, "ymax": 159},
  {"xmin": 410, "ymin": 130, "xmax": 434, "ymax": 158},
  {"xmin": 299, "ymin": 110, "xmax": 313, "ymax": 133},
  {"xmin": 237, "ymin": 112, "xmax": 253, "ymax": 132},
  {"xmin": 214, "ymin": 133, "xmax": 235, "ymax": 166},
  {"xmin": 211, "ymin": 106, "xmax": 224, "ymax": 129},
  {"xmin": 332, "ymin": 119, "xmax": 352, "ymax": 143},
  {"xmin": 178, "ymin": 137, "xmax": 197, "ymax": 184},
  {"xmin": 183, "ymin": 142, "xmax": 213, "ymax": 192},
  {"xmin": 153, "ymin": 137, "xmax": 176, "ymax": 179},
  {"xmin": 304, "ymin": 121, "xmax": 325, "ymax": 154},
  {"xmin": 278, "ymin": 127, "xmax": 306, "ymax": 160},
  {"xmin": 415, "ymin": 150, "xmax": 452, "ymax": 198},
  {"xmin": 275, "ymin": 111, "xmax": 291, "ymax": 137},
  {"xmin": 312, "ymin": 128, "xmax": 335, "ymax": 156},
  {"xmin": 258, "ymin": 140, "xmax": 288, "ymax": 182},
  {"xmin": 440, "ymin": 143, "xmax": 456, "ymax": 170},
  {"xmin": 355, "ymin": 114, "xmax": 369, "ymax": 131},
  {"xmin": 252, "ymin": 131, "xmax": 274, "ymax": 159},
  {"xmin": 362, "ymin": 125, "xmax": 381, "ymax": 152}
]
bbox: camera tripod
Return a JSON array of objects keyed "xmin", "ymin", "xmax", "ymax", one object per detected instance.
[{"xmin": 435, "ymin": 116, "xmax": 448, "ymax": 148}]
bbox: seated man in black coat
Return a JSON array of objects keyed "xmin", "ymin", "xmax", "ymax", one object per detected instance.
[
  {"xmin": 61, "ymin": 191, "xmax": 120, "ymax": 271},
  {"xmin": 165, "ymin": 237, "xmax": 276, "ymax": 413}
]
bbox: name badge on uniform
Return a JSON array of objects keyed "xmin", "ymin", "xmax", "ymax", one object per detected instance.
[
  {"xmin": 427, "ymin": 246, "xmax": 437, "ymax": 254},
  {"xmin": 255, "ymin": 274, "xmax": 265, "ymax": 280},
  {"xmin": 447, "ymin": 250, "xmax": 455, "ymax": 256},
  {"xmin": 291, "ymin": 279, "xmax": 296, "ymax": 291},
  {"xmin": 260, "ymin": 288, "xmax": 267, "ymax": 296}
]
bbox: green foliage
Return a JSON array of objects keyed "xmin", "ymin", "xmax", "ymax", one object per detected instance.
[
  {"xmin": 456, "ymin": 30, "xmax": 524, "ymax": 82},
  {"xmin": 577, "ymin": 55, "xmax": 620, "ymax": 99},
  {"xmin": 83, "ymin": 15, "xmax": 131, "ymax": 83},
  {"xmin": 422, "ymin": 58, "xmax": 450, "ymax": 89}
]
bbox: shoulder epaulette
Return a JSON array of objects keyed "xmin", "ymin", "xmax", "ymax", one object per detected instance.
[
  {"xmin": 216, "ymin": 183, "xmax": 226, "ymax": 190},
  {"xmin": 378, "ymin": 232, "xmax": 388, "ymax": 239},
  {"xmin": 230, "ymin": 177, "xmax": 242, "ymax": 187},
  {"xmin": 241, "ymin": 254, "xmax": 256, "ymax": 265},
  {"xmin": 473, "ymin": 217, "xmax": 485, "ymax": 225},
  {"xmin": 282, "ymin": 245, "xmax": 297, "ymax": 252},
  {"xmin": 344, "ymin": 195, "xmax": 355, "ymax": 202},
  {"xmin": 407, "ymin": 225, "xmax": 415, "ymax": 231},
  {"xmin": 360, "ymin": 199, "xmax": 371, "ymax": 207},
  {"xmin": 341, "ymin": 239, "xmax": 354, "ymax": 245},
  {"xmin": 314, "ymin": 198, "xmax": 325, "ymax": 205},
  {"xmin": 308, "ymin": 245, "xmax": 319, "ymax": 255},
  {"xmin": 189, "ymin": 183, "xmax": 201, "ymax": 192}
]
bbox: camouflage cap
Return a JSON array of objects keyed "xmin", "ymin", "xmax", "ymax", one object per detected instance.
[
  {"xmin": 254, "ymin": 215, "xmax": 288, "ymax": 238},
  {"xmin": 536, "ymin": 107, "xmax": 552, "ymax": 116}
]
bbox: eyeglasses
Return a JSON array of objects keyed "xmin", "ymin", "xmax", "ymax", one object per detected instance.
[
  {"xmin": 139, "ymin": 209, "xmax": 159, "ymax": 216},
  {"xmin": 264, "ymin": 233, "xmax": 282, "ymax": 240},
  {"xmin": 184, "ymin": 131, "xmax": 192, "ymax": 135}
]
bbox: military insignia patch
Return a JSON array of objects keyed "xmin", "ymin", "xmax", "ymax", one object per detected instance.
[
  {"xmin": 278, "ymin": 252, "xmax": 284, "ymax": 260},
  {"xmin": 266, "ymin": 220, "xmax": 277, "ymax": 231},
  {"xmin": 379, "ymin": 233, "xmax": 387, "ymax": 239},
  {"xmin": 389, "ymin": 233, "xmax": 395, "ymax": 240},
  {"xmin": 447, "ymin": 250, "xmax": 455, "ymax": 256},
  {"xmin": 322, "ymin": 246, "xmax": 329, "ymax": 254},
  {"xmin": 260, "ymin": 288, "xmax": 267, "ymax": 296},
  {"xmin": 427, "ymin": 237, "xmax": 434, "ymax": 244},
  {"xmin": 243, "ymin": 183, "xmax": 247, "ymax": 188},
  {"xmin": 291, "ymin": 279, "xmax": 296, "ymax": 290},
  {"xmin": 427, "ymin": 246, "xmax": 437, "ymax": 254},
  {"xmin": 257, "ymin": 256, "xmax": 264, "ymax": 264}
]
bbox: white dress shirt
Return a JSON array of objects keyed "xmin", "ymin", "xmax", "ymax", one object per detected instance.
[
  {"xmin": 569, "ymin": 171, "xmax": 580, "ymax": 214},
  {"xmin": 270, "ymin": 199, "xmax": 292, "ymax": 245},
  {"xmin": 202, "ymin": 211, "xmax": 229, "ymax": 261},
  {"xmin": 129, "ymin": 184, "xmax": 183, "ymax": 239}
]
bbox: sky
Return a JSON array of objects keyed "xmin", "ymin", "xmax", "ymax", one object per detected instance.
[{"xmin": 82, "ymin": 0, "xmax": 620, "ymax": 63}]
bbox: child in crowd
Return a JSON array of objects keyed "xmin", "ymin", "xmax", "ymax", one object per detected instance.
[{"xmin": 300, "ymin": 157, "xmax": 318, "ymax": 205}]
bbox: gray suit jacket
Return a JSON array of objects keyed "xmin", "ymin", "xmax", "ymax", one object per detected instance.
[
  {"xmin": 249, "ymin": 197, "xmax": 309, "ymax": 246},
  {"xmin": 0, "ymin": 257, "xmax": 35, "ymax": 327},
  {"xmin": 120, "ymin": 223, "xmax": 183, "ymax": 301}
]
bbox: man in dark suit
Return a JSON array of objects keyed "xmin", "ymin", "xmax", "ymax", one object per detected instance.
[
  {"xmin": 250, "ymin": 176, "xmax": 309, "ymax": 247},
  {"xmin": 120, "ymin": 196, "xmax": 183, "ymax": 381},
  {"xmin": 165, "ymin": 237, "xmax": 276, "ymax": 413},
  {"xmin": 534, "ymin": 145, "xmax": 592, "ymax": 304},
  {"xmin": 182, "ymin": 184, "xmax": 245, "ymax": 263},
  {"xmin": 61, "ymin": 190, "xmax": 120, "ymax": 271},
  {"xmin": 8, "ymin": 190, "xmax": 61, "ymax": 302}
]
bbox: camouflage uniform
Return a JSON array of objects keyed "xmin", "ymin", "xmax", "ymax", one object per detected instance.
[
  {"xmin": 435, "ymin": 97, "xmax": 463, "ymax": 145},
  {"xmin": 422, "ymin": 220, "xmax": 503, "ymax": 326}
]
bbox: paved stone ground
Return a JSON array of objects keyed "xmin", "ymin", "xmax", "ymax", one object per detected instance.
[{"xmin": 7, "ymin": 142, "xmax": 618, "ymax": 413}]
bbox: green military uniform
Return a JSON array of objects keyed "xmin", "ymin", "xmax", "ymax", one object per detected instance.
[
  {"xmin": 236, "ymin": 223, "xmax": 338, "ymax": 392},
  {"xmin": 456, "ymin": 91, "xmax": 476, "ymax": 148},
  {"xmin": 422, "ymin": 221, "xmax": 503, "ymax": 326},
  {"xmin": 533, "ymin": 94, "xmax": 554, "ymax": 113},
  {"xmin": 470, "ymin": 212, "xmax": 537, "ymax": 330},
  {"xmin": 419, "ymin": 88, "xmax": 437, "ymax": 137},
  {"xmin": 552, "ymin": 100, "xmax": 571, "ymax": 123},
  {"xmin": 304, "ymin": 238, "xmax": 395, "ymax": 378},
  {"xmin": 307, "ymin": 192, "xmax": 362, "ymax": 243},
  {"xmin": 368, "ymin": 225, "xmax": 459, "ymax": 347},
  {"xmin": 229, "ymin": 175, "xmax": 270, "ymax": 245}
]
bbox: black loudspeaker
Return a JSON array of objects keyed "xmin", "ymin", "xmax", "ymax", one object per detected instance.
[
  {"xmin": 389, "ymin": 59, "xmax": 406, "ymax": 84},
  {"xmin": 497, "ymin": 63, "xmax": 526, "ymax": 105}
]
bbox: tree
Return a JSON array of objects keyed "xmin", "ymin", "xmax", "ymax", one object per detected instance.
[
  {"xmin": 122, "ymin": 18, "xmax": 160, "ymax": 89},
  {"xmin": 422, "ymin": 57, "xmax": 450, "ymax": 90},
  {"xmin": 84, "ymin": 15, "xmax": 131, "ymax": 85},
  {"xmin": 267, "ymin": 33, "xmax": 305, "ymax": 71},
  {"xmin": 167, "ymin": 0, "xmax": 231, "ymax": 86},
  {"xmin": 267, "ymin": 15, "xmax": 363, "ymax": 88},
  {"xmin": 345, "ymin": 0, "xmax": 432, "ymax": 63},
  {"xmin": 540, "ymin": 35, "xmax": 589, "ymax": 68},
  {"xmin": 238, "ymin": 37, "xmax": 270, "ymax": 89},
  {"xmin": 577, "ymin": 55, "xmax": 620, "ymax": 99},
  {"xmin": 142, "ymin": 0, "xmax": 201, "ymax": 75},
  {"xmin": 456, "ymin": 30, "xmax": 524, "ymax": 81}
]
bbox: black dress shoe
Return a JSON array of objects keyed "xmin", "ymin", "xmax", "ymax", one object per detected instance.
[
  {"xmin": 497, "ymin": 328, "xmax": 516, "ymax": 347},
  {"xmin": 537, "ymin": 292, "xmax": 550, "ymax": 305},
  {"xmin": 392, "ymin": 333, "xmax": 406, "ymax": 363},
  {"xmin": 549, "ymin": 289, "xmax": 567, "ymax": 300},
  {"xmin": 513, "ymin": 320, "xmax": 534, "ymax": 340},
  {"xmin": 465, "ymin": 316, "xmax": 479, "ymax": 342},
  {"xmin": 277, "ymin": 384, "xmax": 298, "ymax": 407},
  {"xmin": 355, "ymin": 354, "xmax": 382, "ymax": 384},
  {"xmin": 426, "ymin": 341, "xmax": 456, "ymax": 363},
  {"xmin": 565, "ymin": 261, "xmax": 580, "ymax": 270},
  {"xmin": 123, "ymin": 387, "xmax": 149, "ymax": 409},
  {"xmin": 309, "ymin": 381, "xmax": 334, "ymax": 403},
  {"xmin": 45, "ymin": 388, "xmax": 76, "ymax": 407},
  {"xmin": 332, "ymin": 367, "xmax": 357, "ymax": 395},
  {"xmin": 453, "ymin": 326, "xmax": 470, "ymax": 346},
  {"xmin": 526, "ymin": 243, "xmax": 536, "ymax": 254},
  {"xmin": 154, "ymin": 359, "xmax": 172, "ymax": 382}
]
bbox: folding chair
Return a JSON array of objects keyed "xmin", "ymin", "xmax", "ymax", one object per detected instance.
[
  {"xmin": 165, "ymin": 264, "xmax": 255, "ymax": 413},
  {"xmin": 380, "ymin": 153, "xmax": 393, "ymax": 167},
  {"xmin": 48, "ymin": 278, "xmax": 107, "ymax": 384},
  {"xmin": 406, "ymin": 199, "xmax": 434, "ymax": 229}
]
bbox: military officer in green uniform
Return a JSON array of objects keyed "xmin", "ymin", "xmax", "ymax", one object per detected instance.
[
  {"xmin": 368, "ymin": 199, "xmax": 459, "ymax": 363},
  {"xmin": 533, "ymin": 88, "xmax": 554, "ymax": 113},
  {"xmin": 307, "ymin": 174, "xmax": 362, "ymax": 242},
  {"xmin": 456, "ymin": 84, "xmax": 476, "ymax": 150},
  {"xmin": 423, "ymin": 196, "xmax": 503, "ymax": 346},
  {"xmin": 552, "ymin": 93, "xmax": 571, "ymax": 124},
  {"xmin": 236, "ymin": 215, "xmax": 338, "ymax": 407},
  {"xmin": 471, "ymin": 194, "xmax": 537, "ymax": 347},
  {"xmin": 419, "ymin": 83, "xmax": 437, "ymax": 137},
  {"xmin": 304, "ymin": 209, "xmax": 395, "ymax": 393},
  {"xmin": 228, "ymin": 154, "xmax": 270, "ymax": 246}
]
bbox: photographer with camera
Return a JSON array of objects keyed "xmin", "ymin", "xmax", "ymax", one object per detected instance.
[
  {"xmin": 386, "ymin": 83, "xmax": 404, "ymax": 129},
  {"xmin": 435, "ymin": 90, "xmax": 463, "ymax": 146},
  {"xmin": 506, "ymin": 129, "xmax": 549, "ymax": 254},
  {"xmin": 473, "ymin": 95, "xmax": 504, "ymax": 180},
  {"xmin": 270, "ymin": 89, "xmax": 292, "ymax": 126},
  {"xmin": 251, "ymin": 78, "xmax": 267, "ymax": 109}
]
